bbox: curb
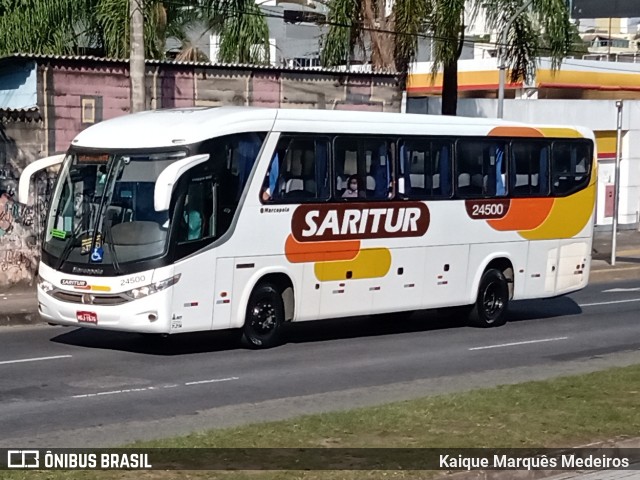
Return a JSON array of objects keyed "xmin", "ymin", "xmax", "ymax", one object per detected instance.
[
  {"xmin": 588, "ymin": 265, "xmax": 640, "ymax": 284},
  {"xmin": 0, "ymin": 311, "xmax": 41, "ymax": 327}
]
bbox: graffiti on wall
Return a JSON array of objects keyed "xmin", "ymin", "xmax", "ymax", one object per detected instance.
[
  {"xmin": 0, "ymin": 193, "xmax": 37, "ymax": 233},
  {"xmin": 0, "ymin": 176, "xmax": 52, "ymax": 286}
]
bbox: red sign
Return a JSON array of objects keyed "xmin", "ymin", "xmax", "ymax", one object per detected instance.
[{"xmin": 76, "ymin": 311, "xmax": 98, "ymax": 324}]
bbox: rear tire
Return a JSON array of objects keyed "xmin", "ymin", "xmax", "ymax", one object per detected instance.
[
  {"xmin": 469, "ymin": 269, "xmax": 509, "ymax": 328},
  {"xmin": 242, "ymin": 283, "xmax": 285, "ymax": 349}
]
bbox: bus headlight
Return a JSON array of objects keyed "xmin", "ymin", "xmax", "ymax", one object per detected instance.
[
  {"xmin": 123, "ymin": 274, "xmax": 181, "ymax": 300},
  {"xmin": 38, "ymin": 275, "xmax": 54, "ymax": 294}
]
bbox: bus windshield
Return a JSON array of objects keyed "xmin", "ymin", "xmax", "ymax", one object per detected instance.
[{"xmin": 43, "ymin": 150, "xmax": 187, "ymax": 270}]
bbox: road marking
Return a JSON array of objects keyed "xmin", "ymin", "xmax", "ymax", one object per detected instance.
[
  {"xmin": 602, "ymin": 287, "xmax": 640, "ymax": 293},
  {"xmin": 185, "ymin": 377, "xmax": 239, "ymax": 386},
  {"xmin": 469, "ymin": 337, "xmax": 568, "ymax": 351},
  {"xmin": 579, "ymin": 298, "xmax": 640, "ymax": 307},
  {"xmin": 0, "ymin": 355, "xmax": 72, "ymax": 366},
  {"xmin": 72, "ymin": 377, "xmax": 239, "ymax": 399}
]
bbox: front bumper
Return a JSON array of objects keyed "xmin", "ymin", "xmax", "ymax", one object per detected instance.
[{"xmin": 38, "ymin": 286, "xmax": 173, "ymax": 334}]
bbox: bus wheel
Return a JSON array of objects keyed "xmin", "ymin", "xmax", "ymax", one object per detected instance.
[
  {"xmin": 469, "ymin": 269, "xmax": 509, "ymax": 328},
  {"xmin": 242, "ymin": 283, "xmax": 285, "ymax": 349}
]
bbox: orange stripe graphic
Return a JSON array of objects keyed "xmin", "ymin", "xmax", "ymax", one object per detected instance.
[
  {"xmin": 488, "ymin": 126, "xmax": 544, "ymax": 138},
  {"xmin": 488, "ymin": 198, "xmax": 555, "ymax": 231},
  {"xmin": 284, "ymin": 234, "xmax": 360, "ymax": 263}
]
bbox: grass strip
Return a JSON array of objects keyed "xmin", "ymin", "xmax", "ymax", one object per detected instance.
[{"xmin": 4, "ymin": 363, "xmax": 640, "ymax": 479}]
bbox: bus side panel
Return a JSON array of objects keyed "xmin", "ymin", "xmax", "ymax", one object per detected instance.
[
  {"xmin": 523, "ymin": 240, "xmax": 560, "ymax": 299},
  {"xmin": 229, "ymin": 257, "xmax": 302, "ymax": 329},
  {"xmin": 467, "ymin": 242, "xmax": 528, "ymax": 302},
  {"xmin": 317, "ymin": 268, "xmax": 373, "ymax": 319},
  {"xmin": 295, "ymin": 263, "xmax": 321, "ymax": 322},
  {"xmin": 212, "ymin": 257, "xmax": 235, "ymax": 329},
  {"xmin": 371, "ymin": 246, "xmax": 425, "ymax": 313},
  {"xmin": 422, "ymin": 244, "xmax": 470, "ymax": 309},
  {"xmin": 171, "ymin": 254, "xmax": 216, "ymax": 333},
  {"xmin": 555, "ymin": 239, "xmax": 590, "ymax": 295}
]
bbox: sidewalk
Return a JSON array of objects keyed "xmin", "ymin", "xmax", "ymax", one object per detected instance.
[
  {"xmin": 590, "ymin": 228, "xmax": 640, "ymax": 283},
  {"xmin": 1, "ymin": 229, "xmax": 639, "ymax": 326}
]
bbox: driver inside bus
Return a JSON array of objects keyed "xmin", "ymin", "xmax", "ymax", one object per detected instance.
[{"xmin": 183, "ymin": 196, "xmax": 203, "ymax": 241}]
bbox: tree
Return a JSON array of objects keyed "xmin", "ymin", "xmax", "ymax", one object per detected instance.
[
  {"xmin": 200, "ymin": 0, "xmax": 271, "ymax": 64},
  {"xmin": 0, "ymin": 0, "xmax": 94, "ymax": 56},
  {"xmin": 320, "ymin": 0, "xmax": 573, "ymax": 115},
  {"xmin": 0, "ymin": 0, "xmax": 271, "ymax": 64}
]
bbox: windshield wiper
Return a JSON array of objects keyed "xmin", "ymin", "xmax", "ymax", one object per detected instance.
[{"xmin": 55, "ymin": 223, "xmax": 90, "ymax": 270}]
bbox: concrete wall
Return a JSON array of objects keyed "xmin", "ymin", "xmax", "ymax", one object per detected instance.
[
  {"xmin": 0, "ymin": 115, "xmax": 47, "ymax": 287},
  {"xmin": 195, "ymin": 69, "xmax": 401, "ymax": 111},
  {"xmin": 50, "ymin": 64, "xmax": 130, "ymax": 153},
  {"xmin": 423, "ymin": 98, "xmax": 640, "ymax": 228}
]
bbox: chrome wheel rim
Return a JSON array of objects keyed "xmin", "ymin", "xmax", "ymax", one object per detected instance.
[
  {"xmin": 250, "ymin": 300, "xmax": 277, "ymax": 334},
  {"xmin": 482, "ymin": 282, "xmax": 504, "ymax": 321}
]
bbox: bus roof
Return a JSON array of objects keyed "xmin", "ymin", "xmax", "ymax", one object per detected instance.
[{"xmin": 70, "ymin": 106, "xmax": 594, "ymax": 150}]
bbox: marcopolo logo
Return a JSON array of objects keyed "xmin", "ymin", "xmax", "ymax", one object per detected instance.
[
  {"xmin": 291, "ymin": 202, "xmax": 430, "ymax": 242},
  {"xmin": 7, "ymin": 450, "xmax": 40, "ymax": 469}
]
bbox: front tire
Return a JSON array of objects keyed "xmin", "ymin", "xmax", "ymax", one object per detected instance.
[
  {"xmin": 242, "ymin": 283, "xmax": 285, "ymax": 349},
  {"xmin": 469, "ymin": 269, "xmax": 509, "ymax": 328}
]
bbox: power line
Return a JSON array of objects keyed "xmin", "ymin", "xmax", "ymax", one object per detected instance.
[{"xmin": 161, "ymin": 0, "xmax": 624, "ymax": 71}]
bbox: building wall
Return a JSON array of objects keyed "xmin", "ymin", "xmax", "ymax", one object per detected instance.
[
  {"xmin": 49, "ymin": 64, "xmax": 130, "ymax": 153},
  {"xmin": 0, "ymin": 116, "xmax": 47, "ymax": 287},
  {"xmin": 425, "ymin": 97, "xmax": 640, "ymax": 228},
  {"xmin": 194, "ymin": 69, "xmax": 401, "ymax": 111}
]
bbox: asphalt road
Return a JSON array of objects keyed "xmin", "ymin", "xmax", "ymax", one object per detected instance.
[{"xmin": 1, "ymin": 278, "xmax": 640, "ymax": 448}]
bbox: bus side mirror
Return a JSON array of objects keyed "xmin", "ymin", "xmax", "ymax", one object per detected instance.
[
  {"xmin": 154, "ymin": 154, "xmax": 210, "ymax": 212},
  {"xmin": 18, "ymin": 154, "xmax": 66, "ymax": 205}
]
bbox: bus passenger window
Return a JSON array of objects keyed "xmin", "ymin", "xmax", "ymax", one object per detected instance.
[
  {"xmin": 334, "ymin": 137, "xmax": 392, "ymax": 200},
  {"xmin": 456, "ymin": 140, "xmax": 507, "ymax": 197},
  {"xmin": 551, "ymin": 141, "xmax": 592, "ymax": 196},
  {"xmin": 510, "ymin": 141, "xmax": 550, "ymax": 196},
  {"xmin": 400, "ymin": 139, "xmax": 452, "ymax": 198},
  {"xmin": 261, "ymin": 136, "xmax": 330, "ymax": 203}
]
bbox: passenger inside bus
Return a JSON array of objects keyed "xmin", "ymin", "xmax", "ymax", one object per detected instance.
[{"xmin": 342, "ymin": 175, "xmax": 359, "ymax": 198}]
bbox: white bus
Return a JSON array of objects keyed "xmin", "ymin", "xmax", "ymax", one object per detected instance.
[{"xmin": 20, "ymin": 107, "xmax": 596, "ymax": 348}]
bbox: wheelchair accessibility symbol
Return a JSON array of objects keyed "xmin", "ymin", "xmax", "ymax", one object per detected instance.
[{"xmin": 90, "ymin": 246, "xmax": 104, "ymax": 263}]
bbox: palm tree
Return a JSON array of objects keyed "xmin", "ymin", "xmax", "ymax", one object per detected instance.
[
  {"xmin": 200, "ymin": 0, "xmax": 271, "ymax": 64},
  {"xmin": 0, "ymin": 0, "xmax": 94, "ymax": 56},
  {"xmin": 320, "ymin": 0, "xmax": 573, "ymax": 115},
  {"xmin": 0, "ymin": 0, "xmax": 271, "ymax": 64}
]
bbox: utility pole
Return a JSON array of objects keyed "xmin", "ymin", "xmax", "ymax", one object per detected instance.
[
  {"xmin": 611, "ymin": 100, "xmax": 623, "ymax": 265},
  {"xmin": 130, "ymin": 0, "xmax": 146, "ymax": 113}
]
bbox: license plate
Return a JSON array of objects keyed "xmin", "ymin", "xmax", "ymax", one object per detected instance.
[{"xmin": 76, "ymin": 311, "xmax": 98, "ymax": 324}]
